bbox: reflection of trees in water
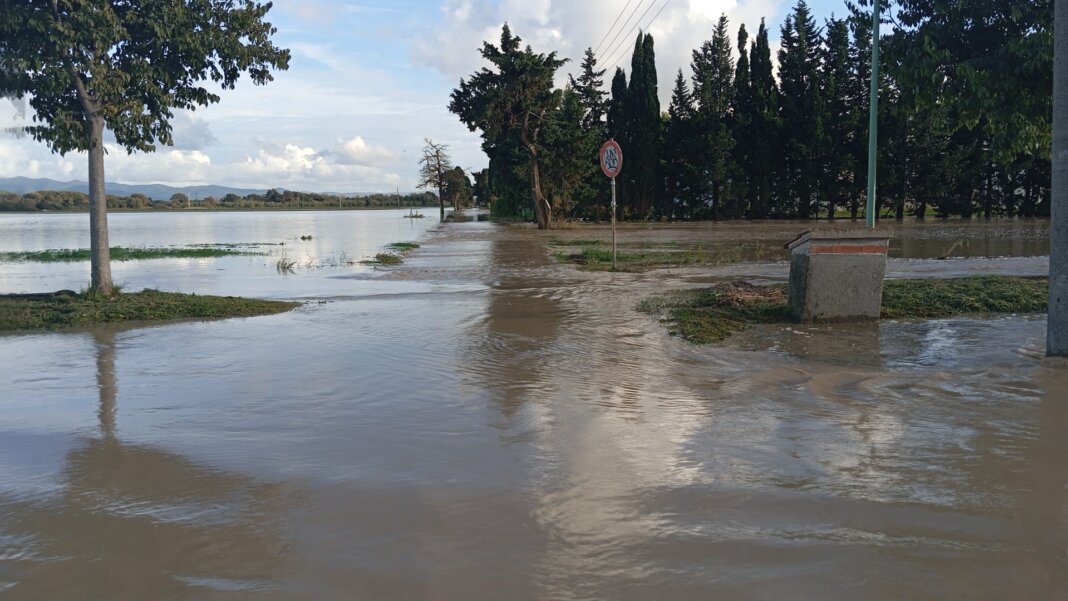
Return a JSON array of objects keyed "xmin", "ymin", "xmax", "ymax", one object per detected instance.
[
  {"xmin": 0, "ymin": 329, "xmax": 293, "ymax": 600},
  {"xmin": 1029, "ymin": 369, "xmax": 1068, "ymax": 595}
]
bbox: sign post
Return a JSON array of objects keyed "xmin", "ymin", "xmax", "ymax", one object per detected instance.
[{"xmin": 600, "ymin": 139, "xmax": 623, "ymax": 271}]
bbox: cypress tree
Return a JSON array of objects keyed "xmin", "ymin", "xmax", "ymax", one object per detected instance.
[
  {"xmin": 748, "ymin": 19, "xmax": 780, "ymax": 219},
  {"xmin": 691, "ymin": 14, "xmax": 735, "ymax": 218},
  {"xmin": 731, "ymin": 24, "xmax": 752, "ymax": 219},
  {"xmin": 665, "ymin": 70, "xmax": 702, "ymax": 219},
  {"xmin": 820, "ymin": 17, "xmax": 853, "ymax": 219},
  {"xmin": 569, "ymin": 47, "xmax": 609, "ymax": 219},
  {"xmin": 624, "ymin": 32, "xmax": 661, "ymax": 219},
  {"xmin": 570, "ymin": 47, "xmax": 608, "ymax": 135},
  {"xmin": 778, "ymin": 0, "xmax": 824, "ymax": 219}
]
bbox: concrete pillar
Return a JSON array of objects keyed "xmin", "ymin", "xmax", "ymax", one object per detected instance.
[
  {"xmin": 787, "ymin": 229, "xmax": 890, "ymax": 323},
  {"xmin": 1050, "ymin": 0, "xmax": 1068, "ymax": 356}
]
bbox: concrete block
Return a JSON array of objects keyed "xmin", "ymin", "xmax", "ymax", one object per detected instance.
[{"xmin": 786, "ymin": 228, "xmax": 890, "ymax": 323}]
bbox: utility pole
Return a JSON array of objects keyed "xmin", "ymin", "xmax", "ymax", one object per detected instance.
[
  {"xmin": 1050, "ymin": 0, "xmax": 1067, "ymax": 356},
  {"xmin": 865, "ymin": 0, "xmax": 880, "ymax": 229}
]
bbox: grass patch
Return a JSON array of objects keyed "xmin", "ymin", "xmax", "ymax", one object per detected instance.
[
  {"xmin": 0, "ymin": 289, "xmax": 299, "ymax": 332},
  {"xmin": 0, "ymin": 246, "xmax": 264, "ymax": 263},
  {"xmin": 387, "ymin": 242, "xmax": 420, "ymax": 251},
  {"xmin": 879, "ymin": 276, "xmax": 1048, "ymax": 318},
  {"xmin": 553, "ymin": 242, "xmax": 787, "ymax": 272},
  {"xmin": 360, "ymin": 253, "xmax": 403, "ymax": 266},
  {"xmin": 641, "ymin": 276, "xmax": 1049, "ymax": 344}
]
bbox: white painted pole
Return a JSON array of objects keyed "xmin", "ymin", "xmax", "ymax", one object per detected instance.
[{"xmin": 611, "ymin": 176, "xmax": 617, "ymax": 271}]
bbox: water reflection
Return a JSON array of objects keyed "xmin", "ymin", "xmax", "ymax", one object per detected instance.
[{"xmin": 0, "ymin": 329, "xmax": 294, "ymax": 600}]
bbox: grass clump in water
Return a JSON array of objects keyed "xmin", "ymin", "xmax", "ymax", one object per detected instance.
[
  {"xmin": 0, "ymin": 289, "xmax": 299, "ymax": 332},
  {"xmin": 387, "ymin": 242, "xmax": 420, "ymax": 251},
  {"xmin": 361, "ymin": 253, "xmax": 403, "ymax": 266},
  {"xmin": 0, "ymin": 247, "xmax": 263, "ymax": 263},
  {"xmin": 641, "ymin": 276, "xmax": 1049, "ymax": 344}
]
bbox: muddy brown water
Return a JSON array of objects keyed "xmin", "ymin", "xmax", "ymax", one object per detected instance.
[{"xmin": 0, "ymin": 215, "xmax": 1065, "ymax": 600}]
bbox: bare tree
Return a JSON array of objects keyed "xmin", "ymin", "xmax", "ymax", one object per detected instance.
[{"xmin": 418, "ymin": 138, "xmax": 454, "ymax": 221}]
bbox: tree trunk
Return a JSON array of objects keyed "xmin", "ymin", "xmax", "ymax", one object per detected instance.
[
  {"xmin": 87, "ymin": 116, "xmax": 114, "ymax": 296},
  {"xmin": 1049, "ymin": 0, "xmax": 1068, "ymax": 356},
  {"xmin": 527, "ymin": 147, "xmax": 551, "ymax": 230}
]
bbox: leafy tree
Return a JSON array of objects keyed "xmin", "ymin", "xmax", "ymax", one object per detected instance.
[
  {"xmin": 449, "ymin": 24, "xmax": 567, "ymax": 229},
  {"xmin": 170, "ymin": 192, "xmax": 190, "ymax": 208},
  {"xmin": 417, "ymin": 138, "xmax": 453, "ymax": 220},
  {"xmin": 0, "ymin": 0, "xmax": 289, "ymax": 295},
  {"xmin": 889, "ymin": 0, "xmax": 1052, "ymax": 163},
  {"xmin": 443, "ymin": 166, "xmax": 472, "ymax": 210}
]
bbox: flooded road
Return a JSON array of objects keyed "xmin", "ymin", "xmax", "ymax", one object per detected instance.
[{"xmin": 1, "ymin": 214, "xmax": 1065, "ymax": 599}]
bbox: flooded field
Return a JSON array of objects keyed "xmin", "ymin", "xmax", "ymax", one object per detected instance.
[{"xmin": 0, "ymin": 213, "xmax": 1064, "ymax": 600}]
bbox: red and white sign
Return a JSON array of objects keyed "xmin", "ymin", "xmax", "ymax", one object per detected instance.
[{"xmin": 600, "ymin": 140, "xmax": 623, "ymax": 178}]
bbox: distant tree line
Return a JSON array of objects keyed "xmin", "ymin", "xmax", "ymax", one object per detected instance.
[
  {"xmin": 452, "ymin": 0, "xmax": 1051, "ymax": 226},
  {"xmin": 0, "ymin": 189, "xmax": 438, "ymax": 212}
]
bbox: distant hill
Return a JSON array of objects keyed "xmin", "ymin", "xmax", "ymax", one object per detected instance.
[{"xmin": 0, "ymin": 177, "xmax": 263, "ymax": 200}]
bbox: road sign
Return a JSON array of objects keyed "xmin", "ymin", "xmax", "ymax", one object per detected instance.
[{"xmin": 600, "ymin": 140, "xmax": 623, "ymax": 178}]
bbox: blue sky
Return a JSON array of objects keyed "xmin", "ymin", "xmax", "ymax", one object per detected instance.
[{"xmin": 0, "ymin": 0, "xmax": 851, "ymax": 193}]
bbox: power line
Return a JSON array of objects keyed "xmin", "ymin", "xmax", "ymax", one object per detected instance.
[
  {"xmin": 592, "ymin": 0, "xmax": 636, "ymax": 57},
  {"xmin": 602, "ymin": 0, "xmax": 674, "ymax": 73},
  {"xmin": 596, "ymin": 0, "xmax": 654, "ymax": 69}
]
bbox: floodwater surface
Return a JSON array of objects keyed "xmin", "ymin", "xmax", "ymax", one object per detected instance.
[{"xmin": 0, "ymin": 213, "xmax": 1065, "ymax": 600}]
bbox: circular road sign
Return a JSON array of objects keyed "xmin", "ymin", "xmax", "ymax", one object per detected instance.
[{"xmin": 600, "ymin": 140, "xmax": 623, "ymax": 178}]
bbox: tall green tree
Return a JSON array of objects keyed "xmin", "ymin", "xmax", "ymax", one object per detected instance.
[
  {"xmin": 778, "ymin": 0, "xmax": 825, "ymax": 219},
  {"xmin": 569, "ymin": 48, "xmax": 610, "ymax": 220},
  {"xmin": 691, "ymin": 15, "xmax": 735, "ymax": 218},
  {"xmin": 664, "ymin": 70, "xmax": 703, "ymax": 219},
  {"xmin": 0, "ymin": 0, "xmax": 289, "ymax": 295},
  {"xmin": 449, "ymin": 24, "xmax": 567, "ymax": 229},
  {"xmin": 730, "ymin": 23, "xmax": 752, "ymax": 219},
  {"xmin": 624, "ymin": 32, "xmax": 661, "ymax": 219},
  {"xmin": 748, "ymin": 19, "xmax": 780, "ymax": 219},
  {"xmin": 820, "ymin": 17, "xmax": 855, "ymax": 219},
  {"xmin": 543, "ymin": 86, "xmax": 597, "ymax": 220}
]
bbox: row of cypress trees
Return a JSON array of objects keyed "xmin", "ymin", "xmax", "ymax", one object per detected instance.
[{"xmin": 472, "ymin": 0, "xmax": 1051, "ymax": 222}]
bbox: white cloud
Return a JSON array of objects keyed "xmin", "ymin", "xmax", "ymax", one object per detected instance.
[
  {"xmin": 334, "ymin": 136, "xmax": 397, "ymax": 166},
  {"xmin": 414, "ymin": 0, "xmax": 789, "ymax": 107}
]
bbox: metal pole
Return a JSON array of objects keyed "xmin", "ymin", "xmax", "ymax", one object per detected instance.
[
  {"xmin": 1049, "ymin": 0, "xmax": 1068, "ymax": 356},
  {"xmin": 611, "ymin": 176, "xmax": 617, "ymax": 271},
  {"xmin": 865, "ymin": 0, "xmax": 880, "ymax": 229}
]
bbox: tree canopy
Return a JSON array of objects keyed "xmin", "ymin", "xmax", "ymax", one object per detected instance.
[{"xmin": 0, "ymin": 0, "xmax": 289, "ymax": 294}]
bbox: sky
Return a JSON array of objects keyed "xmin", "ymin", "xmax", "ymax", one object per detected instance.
[{"xmin": 0, "ymin": 0, "xmax": 847, "ymax": 194}]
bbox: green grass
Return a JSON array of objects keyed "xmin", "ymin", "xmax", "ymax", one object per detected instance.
[
  {"xmin": 0, "ymin": 246, "xmax": 264, "ymax": 263},
  {"xmin": 387, "ymin": 242, "xmax": 420, "ymax": 251},
  {"xmin": 640, "ymin": 276, "xmax": 1049, "ymax": 344},
  {"xmin": 0, "ymin": 289, "xmax": 299, "ymax": 332},
  {"xmin": 553, "ymin": 241, "xmax": 787, "ymax": 272}
]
